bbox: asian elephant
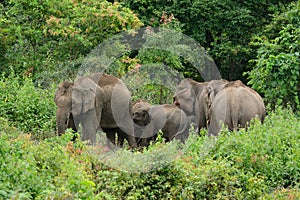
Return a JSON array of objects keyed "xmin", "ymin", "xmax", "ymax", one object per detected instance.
[
  {"xmin": 132, "ymin": 101, "xmax": 190, "ymax": 147},
  {"xmin": 173, "ymin": 78, "xmax": 228, "ymax": 131},
  {"xmin": 207, "ymin": 80, "xmax": 266, "ymax": 136},
  {"xmin": 54, "ymin": 73, "xmax": 137, "ymax": 147}
]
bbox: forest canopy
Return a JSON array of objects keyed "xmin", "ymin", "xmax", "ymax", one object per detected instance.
[{"xmin": 0, "ymin": 0, "xmax": 299, "ymax": 109}]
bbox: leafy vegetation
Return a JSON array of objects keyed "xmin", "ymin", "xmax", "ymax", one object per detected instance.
[
  {"xmin": 0, "ymin": 0, "xmax": 142, "ymax": 83},
  {"xmin": 0, "ymin": 71, "xmax": 56, "ymax": 138},
  {"xmin": 0, "ymin": 107, "xmax": 299, "ymax": 199},
  {"xmin": 246, "ymin": 1, "xmax": 300, "ymax": 110},
  {"xmin": 0, "ymin": 0, "xmax": 299, "ymax": 199},
  {"xmin": 120, "ymin": 0, "xmax": 295, "ymax": 81},
  {"xmin": 1, "ymin": 0, "xmax": 299, "ymax": 107}
]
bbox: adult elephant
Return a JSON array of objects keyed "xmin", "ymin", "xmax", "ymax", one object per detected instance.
[
  {"xmin": 207, "ymin": 80, "xmax": 266, "ymax": 136},
  {"xmin": 54, "ymin": 73, "xmax": 137, "ymax": 147},
  {"xmin": 132, "ymin": 101, "xmax": 190, "ymax": 147},
  {"xmin": 173, "ymin": 78, "xmax": 228, "ymax": 131}
]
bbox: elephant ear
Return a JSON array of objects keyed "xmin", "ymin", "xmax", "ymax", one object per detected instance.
[
  {"xmin": 71, "ymin": 88, "xmax": 83, "ymax": 117},
  {"xmin": 82, "ymin": 88, "xmax": 97, "ymax": 113},
  {"xmin": 71, "ymin": 87, "xmax": 99, "ymax": 116},
  {"xmin": 72, "ymin": 77, "xmax": 103, "ymax": 115},
  {"xmin": 54, "ymin": 81, "xmax": 74, "ymax": 105}
]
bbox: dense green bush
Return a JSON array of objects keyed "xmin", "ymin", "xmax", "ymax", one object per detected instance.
[
  {"xmin": 0, "ymin": 122, "xmax": 95, "ymax": 199},
  {"xmin": 120, "ymin": 0, "xmax": 295, "ymax": 81},
  {"xmin": 246, "ymin": 1, "xmax": 300, "ymax": 110},
  {"xmin": 203, "ymin": 107, "xmax": 300, "ymax": 189},
  {"xmin": 0, "ymin": 107, "xmax": 299, "ymax": 199},
  {"xmin": 0, "ymin": 72, "xmax": 56, "ymax": 138},
  {"xmin": 0, "ymin": 0, "xmax": 142, "ymax": 82}
]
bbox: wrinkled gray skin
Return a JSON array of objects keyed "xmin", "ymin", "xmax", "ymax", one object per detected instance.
[
  {"xmin": 54, "ymin": 73, "xmax": 137, "ymax": 147},
  {"xmin": 207, "ymin": 80, "xmax": 266, "ymax": 136},
  {"xmin": 132, "ymin": 101, "xmax": 190, "ymax": 147},
  {"xmin": 173, "ymin": 78, "xmax": 228, "ymax": 131}
]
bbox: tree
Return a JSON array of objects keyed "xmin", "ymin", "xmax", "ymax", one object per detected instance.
[
  {"xmin": 246, "ymin": 1, "xmax": 300, "ymax": 110},
  {"xmin": 0, "ymin": 0, "xmax": 142, "ymax": 81},
  {"xmin": 120, "ymin": 0, "xmax": 295, "ymax": 81}
]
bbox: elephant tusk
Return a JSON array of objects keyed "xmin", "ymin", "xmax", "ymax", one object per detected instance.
[
  {"xmin": 66, "ymin": 114, "xmax": 70, "ymax": 127},
  {"xmin": 206, "ymin": 119, "xmax": 210, "ymax": 127}
]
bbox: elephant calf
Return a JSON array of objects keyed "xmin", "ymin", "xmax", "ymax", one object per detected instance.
[
  {"xmin": 207, "ymin": 80, "xmax": 266, "ymax": 136},
  {"xmin": 132, "ymin": 101, "xmax": 190, "ymax": 147}
]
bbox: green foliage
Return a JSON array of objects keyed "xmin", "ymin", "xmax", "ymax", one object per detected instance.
[
  {"xmin": 202, "ymin": 107, "xmax": 300, "ymax": 188},
  {"xmin": 123, "ymin": 62, "xmax": 183, "ymax": 105},
  {"xmin": 0, "ymin": 71, "xmax": 56, "ymax": 138},
  {"xmin": 246, "ymin": 1, "xmax": 300, "ymax": 110},
  {"xmin": 121, "ymin": 0, "xmax": 294, "ymax": 81},
  {"xmin": 84, "ymin": 26, "xmax": 187, "ymax": 105},
  {"xmin": 0, "ymin": 0, "xmax": 300, "ymax": 198},
  {"xmin": 0, "ymin": 123, "xmax": 96, "ymax": 199},
  {"xmin": 0, "ymin": 107, "xmax": 299, "ymax": 199},
  {"xmin": 0, "ymin": 0, "xmax": 142, "ymax": 81}
]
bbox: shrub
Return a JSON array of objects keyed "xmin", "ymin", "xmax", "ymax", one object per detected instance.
[
  {"xmin": 204, "ymin": 106, "xmax": 300, "ymax": 189},
  {"xmin": 246, "ymin": 1, "xmax": 300, "ymax": 110},
  {"xmin": 0, "ymin": 107, "xmax": 299, "ymax": 199},
  {"xmin": 0, "ymin": 71, "xmax": 56, "ymax": 138},
  {"xmin": 0, "ymin": 122, "xmax": 96, "ymax": 199}
]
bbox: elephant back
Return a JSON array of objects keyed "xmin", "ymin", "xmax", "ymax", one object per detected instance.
[{"xmin": 98, "ymin": 73, "xmax": 119, "ymax": 87}]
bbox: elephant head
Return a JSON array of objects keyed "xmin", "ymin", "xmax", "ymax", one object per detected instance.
[
  {"xmin": 132, "ymin": 100, "xmax": 152, "ymax": 127},
  {"xmin": 71, "ymin": 77, "xmax": 103, "ymax": 118},
  {"xmin": 173, "ymin": 78, "xmax": 198, "ymax": 115},
  {"xmin": 173, "ymin": 78, "xmax": 210, "ymax": 130},
  {"xmin": 54, "ymin": 81, "xmax": 75, "ymax": 135}
]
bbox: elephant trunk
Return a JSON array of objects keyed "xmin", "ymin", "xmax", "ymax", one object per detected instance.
[{"xmin": 56, "ymin": 108, "xmax": 69, "ymax": 136}]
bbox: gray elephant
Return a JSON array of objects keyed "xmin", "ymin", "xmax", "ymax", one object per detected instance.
[
  {"xmin": 173, "ymin": 78, "xmax": 228, "ymax": 131},
  {"xmin": 54, "ymin": 73, "xmax": 137, "ymax": 147},
  {"xmin": 207, "ymin": 80, "xmax": 266, "ymax": 136},
  {"xmin": 132, "ymin": 101, "xmax": 190, "ymax": 147}
]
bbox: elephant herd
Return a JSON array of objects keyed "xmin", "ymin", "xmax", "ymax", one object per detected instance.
[{"xmin": 54, "ymin": 73, "xmax": 266, "ymax": 148}]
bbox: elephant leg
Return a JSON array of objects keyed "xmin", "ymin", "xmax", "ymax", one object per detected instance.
[
  {"xmin": 80, "ymin": 111, "xmax": 99, "ymax": 144},
  {"xmin": 141, "ymin": 138, "xmax": 150, "ymax": 147},
  {"xmin": 81, "ymin": 123, "xmax": 97, "ymax": 144},
  {"xmin": 207, "ymin": 109, "xmax": 223, "ymax": 136},
  {"xmin": 116, "ymin": 129, "xmax": 125, "ymax": 147},
  {"xmin": 118, "ymin": 129, "xmax": 137, "ymax": 148},
  {"xmin": 104, "ymin": 128, "xmax": 117, "ymax": 147}
]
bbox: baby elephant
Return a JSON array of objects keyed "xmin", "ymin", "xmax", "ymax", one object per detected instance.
[{"xmin": 132, "ymin": 101, "xmax": 190, "ymax": 147}]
